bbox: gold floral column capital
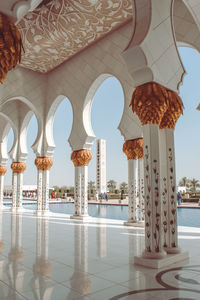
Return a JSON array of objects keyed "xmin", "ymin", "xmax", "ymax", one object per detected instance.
[
  {"xmin": 0, "ymin": 165, "xmax": 7, "ymax": 176},
  {"xmin": 130, "ymin": 82, "xmax": 169, "ymax": 125},
  {"xmin": 123, "ymin": 138, "xmax": 143, "ymax": 160},
  {"xmin": 159, "ymin": 90, "xmax": 183, "ymax": 129},
  {"xmin": 35, "ymin": 157, "xmax": 53, "ymax": 171},
  {"xmin": 11, "ymin": 162, "xmax": 26, "ymax": 174},
  {"xmin": 71, "ymin": 149, "xmax": 92, "ymax": 167},
  {"xmin": 0, "ymin": 12, "xmax": 23, "ymax": 83}
]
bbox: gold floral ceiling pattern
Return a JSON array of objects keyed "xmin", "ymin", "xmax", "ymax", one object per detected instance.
[{"xmin": 17, "ymin": 0, "xmax": 133, "ymax": 73}]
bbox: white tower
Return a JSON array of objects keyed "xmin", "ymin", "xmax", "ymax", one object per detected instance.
[{"xmin": 96, "ymin": 139, "xmax": 106, "ymax": 194}]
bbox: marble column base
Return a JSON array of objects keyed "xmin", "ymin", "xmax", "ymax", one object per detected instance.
[
  {"xmin": 70, "ymin": 215, "xmax": 90, "ymax": 222},
  {"xmin": 124, "ymin": 220, "xmax": 144, "ymax": 227},
  {"xmin": 134, "ymin": 251, "xmax": 189, "ymax": 269}
]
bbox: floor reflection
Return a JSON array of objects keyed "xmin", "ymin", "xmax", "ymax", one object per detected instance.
[
  {"xmin": 7, "ymin": 213, "xmax": 25, "ymax": 297},
  {"xmin": 31, "ymin": 217, "xmax": 54, "ymax": 300},
  {"xmin": 70, "ymin": 225, "xmax": 91, "ymax": 296},
  {"xmin": 0, "ymin": 211, "xmax": 198, "ymax": 299}
]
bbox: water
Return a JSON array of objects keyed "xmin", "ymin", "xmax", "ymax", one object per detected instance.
[{"xmin": 23, "ymin": 202, "xmax": 200, "ymax": 228}]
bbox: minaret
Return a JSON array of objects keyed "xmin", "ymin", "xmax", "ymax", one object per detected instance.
[{"xmin": 96, "ymin": 139, "xmax": 106, "ymax": 194}]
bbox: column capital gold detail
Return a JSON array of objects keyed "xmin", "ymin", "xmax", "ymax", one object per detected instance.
[
  {"xmin": 35, "ymin": 157, "xmax": 53, "ymax": 171},
  {"xmin": 11, "ymin": 162, "xmax": 26, "ymax": 174},
  {"xmin": 130, "ymin": 82, "xmax": 168, "ymax": 125},
  {"xmin": 159, "ymin": 90, "xmax": 183, "ymax": 129},
  {"xmin": 123, "ymin": 138, "xmax": 143, "ymax": 160},
  {"xmin": 0, "ymin": 12, "xmax": 23, "ymax": 83},
  {"xmin": 0, "ymin": 165, "xmax": 7, "ymax": 176},
  {"xmin": 71, "ymin": 149, "xmax": 92, "ymax": 167}
]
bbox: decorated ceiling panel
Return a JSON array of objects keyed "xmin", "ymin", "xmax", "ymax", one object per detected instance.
[{"xmin": 17, "ymin": 0, "xmax": 133, "ymax": 73}]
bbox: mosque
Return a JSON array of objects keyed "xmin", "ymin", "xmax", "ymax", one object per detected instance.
[{"xmin": 0, "ymin": 0, "xmax": 199, "ymax": 299}]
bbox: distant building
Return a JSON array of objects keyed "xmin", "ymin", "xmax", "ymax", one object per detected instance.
[{"xmin": 96, "ymin": 139, "xmax": 106, "ymax": 194}]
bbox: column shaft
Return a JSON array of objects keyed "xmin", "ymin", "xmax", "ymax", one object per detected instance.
[
  {"xmin": 81, "ymin": 166, "xmax": 88, "ymax": 216},
  {"xmin": 37, "ymin": 170, "xmax": 43, "ymax": 212},
  {"xmin": 42, "ymin": 170, "xmax": 49, "ymax": 211},
  {"xmin": 128, "ymin": 159, "xmax": 137, "ymax": 222},
  {"xmin": 0, "ymin": 176, "xmax": 4, "ymax": 207},
  {"xmin": 159, "ymin": 129, "xmax": 169, "ymax": 249},
  {"xmin": 138, "ymin": 158, "xmax": 144, "ymax": 221},
  {"xmin": 74, "ymin": 167, "xmax": 81, "ymax": 216},
  {"xmin": 143, "ymin": 124, "xmax": 166, "ymax": 258},
  {"xmin": 165, "ymin": 129, "xmax": 180, "ymax": 253},
  {"xmin": 12, "ymin": 172, "xmax": 17, "ymax": 209},
  {"xmin": 16, "ymin": 173, "xmax": 23, "ymax": 208}
]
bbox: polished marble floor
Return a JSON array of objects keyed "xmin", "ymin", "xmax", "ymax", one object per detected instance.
[{"xmin": 0, "ymin": 208, "xmax": 199, "ymax": 299}]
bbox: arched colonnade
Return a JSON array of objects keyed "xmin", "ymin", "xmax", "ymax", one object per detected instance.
[{"xmin": 0, "ymin": 0, "xmax": 200, "ymax": 268}]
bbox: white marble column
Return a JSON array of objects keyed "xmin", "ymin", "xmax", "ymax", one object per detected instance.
[
  {"xmin": 81, "ymin": 166, "xmax": 88, "ymax": 217},
  {"xmin": 16, "ymin": 173, "xmax": 23, "ymax": 210},
  {"xmin": 0, "ymin": 165, "xmax": 6, "ymax": 208},
  {"xmin": 126, "ymin": 159, "xmax": 137, "ymax": 224},
  {"xmin": 11, "ymin": 162, "xmax": 26, "ymax": 212},
  {"xmin": 74, "ymin": 167, "xmax": 81, "ymax": 217},
  {"xmin": 123, "ymin": 139, "xmax": 143, "ymax": 226},
  {"xmin": 71, "ymin": 149, "xmax": 92, "ymax": 220},
  {"xmin": 142, "ymin": 124, "xmax": 166, "ymax": 259},
  {"xmin": 12, "ymin": 172, "xmax": 17, "ymax": 210},
  {"xmin": 159, "ymin": 129, "xmax": 169, "ymax": 250},
  {"xmin": 35, "ymin": 157, "xmax": 53, "ymax": 215},
  {"xmin": 43, "ymin": 170, "xmax": 49, "ymax": 212},
  {"xmin": 0, "ymin": 176, "xmax": 4, "ymax": 208},
  {"xmin": 37, "ymin": 170, "xmax": 43, "ymax": 212},
  {"xmin": 165, "ymin": 129, "xmax": 180, "ymax": 254},
  {"xmin": 138, "ymin": 158, "xmax": 144, "ymax": 221}
]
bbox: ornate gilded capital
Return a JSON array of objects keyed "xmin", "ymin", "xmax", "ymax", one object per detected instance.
[
  {"xmin": 123, "ymin": 138, "xmax": 143, "ymax": 160},
  {"xmin": 0, "ymin": 166, "xmax": 7, "ymax": 176},
  {"xmin": 159, "ymin": 90, "xmax": 183, "ymax": 129},
  {"xmin": 11, "ymin": 162, "xmax": 26, "ymax": 174},
  {"xmin": 0, "ymin": 13, "xmax": 23, "ymax": 83},
  {"xmin": 35, "ymin": 157, "xmax": 53, "ymax": 171},
  {"xmin": 71, "ymin": 149, "xmax": 92, "ymax": 167},
  {"xmin": 130, "ymin": 82, "xmax": 168, "ymax": 125}
]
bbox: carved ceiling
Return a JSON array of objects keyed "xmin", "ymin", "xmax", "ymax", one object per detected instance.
[{"xmin": 17, "ymin": 0, "xmax": 133, "ymax": 73}]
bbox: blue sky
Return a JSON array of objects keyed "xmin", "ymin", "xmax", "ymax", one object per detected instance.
[{"xmin": 4, "ymin": 47, "xmax": 200, "ymax": 187}]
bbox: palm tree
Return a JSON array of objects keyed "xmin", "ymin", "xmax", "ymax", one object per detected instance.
[
  {"xmin": 88, "ymin": 181, "xmax": 95, "ymax": 194},
  {"xmin": 120, "ymin": 182, "xmax": 128, "ymax": 193},
  {"xmin": 178, "ymin": 177, "xmax": 189, "ymax": 187},
  {"xmin": 107, "ymin": 180, "xmax": 116, "ymax": 193},
  {"xmin": 190, "ymin": 178, "xmax": 199, "ymax": 192}
]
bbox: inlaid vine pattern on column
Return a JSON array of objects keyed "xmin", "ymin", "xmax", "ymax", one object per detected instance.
[
  {"xmin": 144, "ymin": 145, "xmax": 152, "ymax": 253},
  {"xmin": 162, "ymin": 177, "xmax": 168, "ymax": 248},
  {"xmin": 168, "ymin": 147, "xmax": 177, "ymax": 248},
  {"xmin": 141, "ymin": 178, "xmax": 145, "ymax": 220},
  {"xmin": 74, "ymin": 173, "xmax": 81, "ymax": 216},
  {"xmin": 152, "ymin": 159, "xmax": 161, "ymax": 253},
  {"xmin": 129, "ymin": 178, "xmax": 137, "ymax": 221}
]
